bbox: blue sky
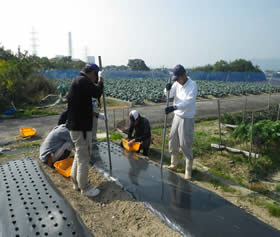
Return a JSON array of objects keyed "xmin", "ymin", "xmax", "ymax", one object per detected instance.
[{"xmin": 1, "ymin": 0, "xmax": 279, "ymax": 68}]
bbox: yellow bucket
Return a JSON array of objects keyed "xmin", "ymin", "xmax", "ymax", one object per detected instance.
[
  {"xmin": 122, "ymin": 138, "xmax": 141, "ymax": 152},
  {"xmin": 19, "ymin": 127, "xmax": 36, "ymax": 138},
  {"xmin": 54, "ymin": 158, "xmax": 74, "ymax": 178}
]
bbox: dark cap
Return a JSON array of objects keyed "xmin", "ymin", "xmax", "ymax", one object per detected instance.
[
  {"xmin": 172, "ymin": 64, "xmax": 186, "ymax": 81},
  {"xmin": 85, "ymin": 64, "xmax": 100, "ymax": 73}
]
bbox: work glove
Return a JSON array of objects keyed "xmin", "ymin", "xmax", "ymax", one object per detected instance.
[
  {"xmin": 98, "ymin": 70, "xmax": 104, "ymax": 78},
  {"xmin": 165, "ymin": 105, "xmax": 177, "ymax": 114},
  {"xmin": 165, "ymin": 83, "xmax": 172, "ymax": 91}
]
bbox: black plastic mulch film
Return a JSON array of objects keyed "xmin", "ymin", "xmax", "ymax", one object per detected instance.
[
  {"xmin": 91, "ymin": 142, "xmax": 280, "ymax": 237},
  {"xmin": 0, "ymin": 158, "xmax": 92, "ymax": 237}
]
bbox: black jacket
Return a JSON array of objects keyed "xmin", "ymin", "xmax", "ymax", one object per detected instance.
[
  {"xmin": 128, "ymin": 116, "xmax": 151, "ymax": 142},
  {"xmin": 66, "ymin": 72, "xmax": 103, "ymax": 132},
  {"xmin": 58, "ymin": 110, "xmax": 68, "ymax": 125}
]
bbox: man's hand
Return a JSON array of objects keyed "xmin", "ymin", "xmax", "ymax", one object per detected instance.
[
  {"xmin": 165, "ymin": 105, "xmax": 177, "ymax": 114},
  {"xmin": 47, "ymin": 154, "xmax": 53, "ymax": 168},
  {"xmin": 98, "ymin": 70, "xmax": 104, "ymax": 79},
  {"xmin": 98, "ymin": 77, "xmax": 103, "ymax": 84},
  {"xmin": 128, "ymin": 139, "xmax": 135, "ymax": 146},
  {"xmin": 165, "ymin": 83, "xmax": 172, "ymax": 91}
]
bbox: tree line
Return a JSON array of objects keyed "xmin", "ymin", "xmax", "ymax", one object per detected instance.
[{"xmin": 189, "ymin": 59, "xmax": 262, "ymax": 73}]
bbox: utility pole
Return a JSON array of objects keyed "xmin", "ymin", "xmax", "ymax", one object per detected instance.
[
  {"xmin": 30, "ymin": 27, "xmax": 38, "ymax": 56},
  {"xmin": 68, "ymin": 32, "xmax": 72, "ymax": 58},
  {"xmin": 84, "ymin": 46, "xmax": 88, "ymax": 62}
]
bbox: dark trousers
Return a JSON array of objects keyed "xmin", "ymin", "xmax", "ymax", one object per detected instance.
[{"xmin": 140, "ymin": 137, "xmax": 151, "ymax": 156}]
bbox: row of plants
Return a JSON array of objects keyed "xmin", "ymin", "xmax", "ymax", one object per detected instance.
[
  {"xmin": 55, "ymin": 78, "xmax": 280, "ymax": 104},
  {"xmin": 232, "ymin": 120, "xmax": 280, "ymax": 151},
  {"xmin": 221, "ymin": 105, "xmax": 280, "ymax": 125}
]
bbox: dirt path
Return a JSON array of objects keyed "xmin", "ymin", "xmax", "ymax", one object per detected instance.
[{"xmin": 1, "ymin": 93, "xmax": 280, "ymax": 146}]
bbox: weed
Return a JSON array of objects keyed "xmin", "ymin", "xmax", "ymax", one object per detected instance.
[
  {"xmin": 266, "ymin": 203, "xmax": 280, "ymax": 217},
  {"xmin": 209, "ymin": 168, "xmax": 231, "ymax": 180},
  {"xmin": 250, "ymin": 182, "xmax": 270, "ymax": 195},
  {"xmin": 110, "ymin": 132, "xmax": 124, "ymax": 141},
  {"xmin": 208, "ymin": 178, "xmax": 237, "ymax": 193},
  {"xmin": 209, "ymin": 179, "xmax": 221, "ymax": 188}
]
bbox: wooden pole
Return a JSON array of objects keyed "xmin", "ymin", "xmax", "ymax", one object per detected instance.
[
  {"xmin": 277, "ymin": 104, "xmax": 280, "ymax": 121},
  {"xmin": 113, "ymin": 109, "xmax": 116, "ymax": 129},
  {"xmin": 249, "ymin": 112, "xmax": 254, "ymax": 161},
  {"xmin": 243, "ymin": 96, "xmax": 247, "ymax": 123},
  {"xmin": 217, "ymin": 99, "xmax": 222, "ymax": 149},
  {"xmin": 98, "ymin": 56, "xmax": 112, "ymax": 170}
]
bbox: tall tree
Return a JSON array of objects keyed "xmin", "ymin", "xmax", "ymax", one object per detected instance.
[{"xmin": 127, "ymin": 59, "xmax": 150, "ymax": 71}]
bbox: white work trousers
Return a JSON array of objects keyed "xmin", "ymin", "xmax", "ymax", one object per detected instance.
[
  {"xmin": 70, "ymin": 131, "xmax": 92, "ymax": 191},
  {"xmin": 169, "ymin": 115, "xmax": 195, "ymax": 160}
]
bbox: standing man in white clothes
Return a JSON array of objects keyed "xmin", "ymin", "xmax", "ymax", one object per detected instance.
[{"xmin": 164, "ymin": 64, "xmax": 198, "ymax": 180}]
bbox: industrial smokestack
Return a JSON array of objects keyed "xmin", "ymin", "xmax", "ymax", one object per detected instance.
[{"xmin": 68, "ymin": 32, "xmax": 72, "ymax": 58}]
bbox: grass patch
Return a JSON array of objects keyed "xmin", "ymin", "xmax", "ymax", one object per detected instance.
[
  {"xmin": 266, "ymin": 203, "xmax": 280, "ymax": 217},
  {"xmin": 193, "ymin": 130, "xmax": 214, "ymax": 156},
  {"xmin": 101, "ymin": 97, "xmax": 129, "ymax": 108},
  {"xmin": 242, "ymin": 194, "xmax": 280, "ymax": 218},
  {"xmin": 15, "ymin": 107, "xmax": 58, "ymax": 118},
  {"xmin": 110, "ymin": 132, "xmax": 124, "ymax": 141},
  {"xmin": 209, "ymin": 168, "xmax": 232, "ymax": 180},
  {"xmin": 275, "ymin": 185, "xmax": 280, "ymax": 192},
  {"xmin": 151, "ymin": 128, "xmax": 163, "ymax": 135},
  {"xmin": 208, "ymin": 178, "xmax": 237, "ymax": 193},
  {"xmin": 250, "ymin": 182, "xmax": 270, "ymax": 195},
  {"xmin": 11, "ymin": 140, "xmax": 41, "ymax": 150}
]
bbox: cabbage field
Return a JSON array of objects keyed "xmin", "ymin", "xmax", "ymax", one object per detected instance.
[{"xmin": 56, "ymin": 78, "xmax": 280, "ymax": 104}]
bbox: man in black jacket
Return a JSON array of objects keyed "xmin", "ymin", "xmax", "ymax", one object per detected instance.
[
  {"xmin": 67, "ymin": 64, "xmax": 103, "ymax": 197},
  {"xmin": 123, "ymin": 110, "xmax": 151, "ymax": 156}
]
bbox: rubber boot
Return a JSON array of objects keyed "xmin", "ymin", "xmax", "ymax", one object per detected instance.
[
  {"xmin": 167, "ymin": 155, "xmax": 179, "ymax": 171},
  {"xmin": 185, "ymin": 159, "xmax": 193, "ymax": 180}
]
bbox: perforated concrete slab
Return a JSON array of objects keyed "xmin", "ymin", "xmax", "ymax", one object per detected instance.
[
  {"xmin": 92, "ymin": 142, "xmax": 280, "ymax": 237},
  {"xmin": 0, "ymin": 158, "xmax": 92, "ymax": 237}
]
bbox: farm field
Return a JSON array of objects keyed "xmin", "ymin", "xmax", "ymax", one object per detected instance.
[{"xmin": 56, "ymin": 78, "xmax": 280, "ymax": 104}]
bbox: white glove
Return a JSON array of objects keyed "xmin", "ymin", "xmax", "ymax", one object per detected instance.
[
  {"xmin": 98, "ymin": 113, "xmax": 108, "ymax": 121},
  {"xmin": 98, "ymin": 70, "xmax": 104, "ymax": 78}
]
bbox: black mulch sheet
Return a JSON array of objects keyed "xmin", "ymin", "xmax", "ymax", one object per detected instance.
[
  {"xmin": 91, "ymin": 142, "xmax": 280, "ymax": 237},
  {"xmin": 0, "ymin": 158, "xmax": 92, "ymax": 237}
]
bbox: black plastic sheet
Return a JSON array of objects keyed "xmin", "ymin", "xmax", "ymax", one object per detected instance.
[
  {"xmin": 0, "ymin": 158, "xmax": 92, "ymax": 237},
  {"xmin": 92, "ymin": 142, "xmax": 280, "ymax": 237}
]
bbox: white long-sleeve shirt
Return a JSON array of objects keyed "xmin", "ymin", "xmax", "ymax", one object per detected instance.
[{"xmin": 164, "ymin": 78, "xmax": 198, "ymax": 118}]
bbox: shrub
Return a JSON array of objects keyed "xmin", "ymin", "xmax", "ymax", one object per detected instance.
[{"xmin": 24, "ymin": 73, "xmax": 56, "ymax": 104}]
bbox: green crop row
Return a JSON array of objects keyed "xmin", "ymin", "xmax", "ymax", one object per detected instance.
[{"xmin": 56, "ymin": 78, "xmax": 280, "ymax": 104}]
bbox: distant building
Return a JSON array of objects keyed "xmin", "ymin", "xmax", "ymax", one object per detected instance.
[
  {"xmin": 55, "ymin": 55, "xmax": 64, "ymax": 58},
  {"xmin": 87, "ymin": 56, "xmax": 95, "ymax": 64}
]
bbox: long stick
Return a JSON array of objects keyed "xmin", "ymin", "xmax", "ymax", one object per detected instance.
[
  {"xmin": 98, "ymin": 56, "xmax": 112, "ymax": 170},
  {"xmin": 249, "ymin": 112, "xmax": 254, "ymax": 161},
  {"xmin": 160, "ymin": 74, "xmax": 172, "ymax": 169},
  {"xmin": 243, "ymin": 96, "xmax": 247, "ymax": 123},
  {"xmin": 277, "ymin": 104, "xmax": 280, "ymax": 121},
  {"xmin": 217, "ymin": 99, "xmax": 222, "ymax": 149}
]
